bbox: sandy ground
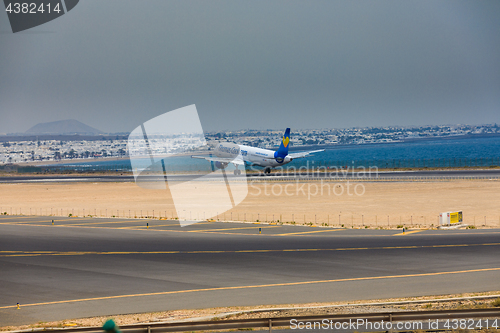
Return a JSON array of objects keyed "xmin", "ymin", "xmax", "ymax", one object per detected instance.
[{"xmin": 0, "ymin": 179, "xmax": 499, "ymax": 228}]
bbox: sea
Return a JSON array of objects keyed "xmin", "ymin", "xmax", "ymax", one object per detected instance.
[{"xmin": 48, "ymin": 136, "xmax": 500, "ymax": 172}]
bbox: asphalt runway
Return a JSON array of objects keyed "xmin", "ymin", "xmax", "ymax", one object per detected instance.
[
  {"xmin": 1, "ymin": 169, "xmax": 500, "ymax": 183},
  {"xmin": 1, "ymin": 216, "xmax": 500, "ymax": 326}
]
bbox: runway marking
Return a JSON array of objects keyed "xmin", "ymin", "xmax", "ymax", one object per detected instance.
[
  {"xmin": 116, "ymin": 225, "xmax": 281, "ymax": 232},
  {"xmin": 68, "ymin": 220, "xmax": 163, "ymax": 226},
  {"xmin": 1, "ymin": 219, "xmax": 179, "ymax": 226},
  {"xmin": 0, "ymin": 221, "xmax": 327, "ymax": 236},
  {"xmin": 0, "ymin": 221, "xmax": 40, "ymax": 224},
  {"xmin": 393, "ymin": 230, "xmax": 424, "ymax": 236},
  {"xmin": 34, "ymin": 218, "xmax": 95, "ymax": 223},
  {"xmin": 117, "ymin": 224, "xmax": 178, "ymax": 229},
  {"xmin": 0, "ymin": 220, "xmax": 54, "ymax": 225},
  {"xmin": 1, "ymin": 266, "xmax": 499, "ymax": 310},
  {"xmin": 186, "ymin": 226, "xmax": 281, "ymax": 232},
  {"xmin": 275, "ymin": 229, "xmax": 344, "ymax": 236},
  {"xmin": 117, "ymin": 221, "xmax": 230, "ymax": 229},
  {"xmin": 0, "ymin": 250, "xmax": 60, "ymax": 253},
  {"xmin": 0, "ymin": 218, "xmax": 105, "ymax": 225},
  {"xmin": 45, "ymin": 218, "xmax": 90, "ymax": 222},
  {"xmin": 3, "ymin": 242, "xmax": 499, "ymax": 257},
  {"xmin": 2, "ymin": 221, "xmax": 500, "ymax": 237},
  {"xmin": 0, "ymin": 216, "xmax": 41, "ymax": 219},
  {"xmin": 0, "ymin": 222, "xmax": 257, "ymax": 235}
]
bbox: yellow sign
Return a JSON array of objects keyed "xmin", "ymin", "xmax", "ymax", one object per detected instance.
[{"xmin": 450, "ymin": 211, "xmax": 463, "ymax": 224}]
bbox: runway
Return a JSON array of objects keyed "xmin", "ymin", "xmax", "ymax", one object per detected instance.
[
  {"xmin": 1, "ymin": 168, "xmax": 500, "ymax": 183},
  {"xmin": 1, "ymin": 216, "xmax": 500, "ymax": 326}
]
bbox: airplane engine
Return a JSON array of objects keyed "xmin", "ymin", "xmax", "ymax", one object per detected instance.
[
  {"xmin": 215, "ymin": 161, "xmax": 228, "ymax": 169},
  {"xmin": 276, "ymin": 156, "xmax": 292, "ymax": 164}
]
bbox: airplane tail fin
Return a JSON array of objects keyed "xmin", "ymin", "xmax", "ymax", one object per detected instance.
[{"xmin": 274, "ymin": 128, "xmax": 290, "ymax": 159}]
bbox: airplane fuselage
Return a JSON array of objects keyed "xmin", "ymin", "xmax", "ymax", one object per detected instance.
[
  {"xmin": 214, "ymin": 143, "xmax": 292, "ymax": 168},
  {"xmin": 193, "ymin": 128, "xmax": 322, "ymax": 173}
]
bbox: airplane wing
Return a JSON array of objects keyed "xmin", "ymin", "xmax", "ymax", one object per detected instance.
[
  {"xmin": 288, "ymin": 149, "xmax": 325, "ymax": 159},
  {"xmin": 191, "ymin": 155, "xmax": 245, "ymax": 165}
]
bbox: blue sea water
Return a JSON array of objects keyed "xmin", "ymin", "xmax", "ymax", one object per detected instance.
[
  {"xmin": 317, "ymin": 136, "xmax": 500, "ymax": 162},
  {"xmin": 51, "ymin": 136, "xmax": 500, "ymax": 171}
]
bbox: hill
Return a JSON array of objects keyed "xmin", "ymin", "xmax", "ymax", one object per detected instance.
[{"xmin": 25, "ymin": 119, "xmax": 103, "ymax": 135}]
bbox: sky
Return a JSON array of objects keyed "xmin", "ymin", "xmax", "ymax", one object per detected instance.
[{"xmin": 0, "ymin": 0, "xmax": 499, "ymax": 134}]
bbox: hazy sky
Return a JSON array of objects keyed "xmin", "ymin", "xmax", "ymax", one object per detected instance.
[{"xmin": 1, "ymin": 0, "xmax": 499, "ymax": 134}]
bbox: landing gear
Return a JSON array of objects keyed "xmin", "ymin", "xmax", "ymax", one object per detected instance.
[
  {"xmin": 264, "ymin": 167, "xmax": 272, "ymax": 175},
  {"xmin": 233, "ymin": 164, "xmax": 242, "ymax": 175}
]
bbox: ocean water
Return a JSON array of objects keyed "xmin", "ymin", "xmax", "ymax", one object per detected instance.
[
  {"xmin": 301, "ymin": 136, "xmax": 500, "ymax": 168},
  {"xmin": 316, "ymin": 136, "xmax": 500, "ymax": 161},
  {"xmin": 49, "ymin": 136, "xmax": 500, "ymax": 171}
]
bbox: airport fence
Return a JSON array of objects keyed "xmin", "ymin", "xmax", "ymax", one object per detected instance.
[{"xmin": 1, "ymin": 207, "xmax": 499, "ymax": 229}]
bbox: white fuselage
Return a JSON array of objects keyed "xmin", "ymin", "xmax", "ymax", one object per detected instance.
[{"xmin": 214, "ymin": 143, "xmax": 292, "ymax": 167}]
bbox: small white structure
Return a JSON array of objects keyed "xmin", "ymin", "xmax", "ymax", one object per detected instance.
[{"xmin": 439, "ymin": 211, "xmax": 463, "ymax": 226}]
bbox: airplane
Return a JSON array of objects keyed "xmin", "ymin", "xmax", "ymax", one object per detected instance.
[{"xmin": 192, "ymin": 128, "xmax": 324, "ymax": 175}]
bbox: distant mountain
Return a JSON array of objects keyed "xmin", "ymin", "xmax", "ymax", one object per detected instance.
[{"xmin": 26, "ymin": 119, "xmax": 103, "ymax": 135}]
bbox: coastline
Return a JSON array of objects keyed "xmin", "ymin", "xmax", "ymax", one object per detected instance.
[
  {"xmin": 1, "ymin": 133, "xmax": 499, "ymax": 168},
  {"xmin": 13, "ymin": 156, "xmax": 130, "ymax": 167},
  {"xmin": 9, "ymin": 151, "xmax": 204, "ymax": 167}
]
